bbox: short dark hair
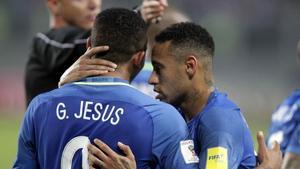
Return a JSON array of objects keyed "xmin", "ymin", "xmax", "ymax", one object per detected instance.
[
  {"xmin": 91, "ymin": 8, "xmax": 147, "ymax": 63},
  {"xmin": 155, "ymin": 22, "xmax": 215, "ymax": 86},
  {"xmin": 155, "ymin": 22, "xmax": 215, "ymax": 60}
]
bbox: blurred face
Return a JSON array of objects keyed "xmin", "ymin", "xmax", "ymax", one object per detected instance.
[
  {"xmin": 58, "ymin": 0, "xmax": 101, "ymax": 29},
  {"xmin": 149, "ymin": 42, "xmax": 188, "ymax": 106}
]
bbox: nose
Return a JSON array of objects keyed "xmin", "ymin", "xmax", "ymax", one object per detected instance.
[
  {"xmin": 148, "ymin": 71, "xmax": 158, "ymax": 85},
  {"xmin": 88, "ymin": 0, "xmax": 101, "ymax": 10}
]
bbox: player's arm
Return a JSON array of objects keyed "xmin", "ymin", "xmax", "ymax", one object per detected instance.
[
  {"xmin": 256, "ymin": 131, "xmax": 282, "ymax": 169},
  {"xmin": 58, "ymin": 46, "xmax": 117, "ymax": 87},
  {"xmin": 282, "ymin": 124, "xmax": 300, "ymax": 169},
  {"xmin": 13, "ymin": 100, "xmax": 40, "ymax": 168},
  {"xmin": 282, "ymin": 153, "xmax": 300, "ymax": 169}
]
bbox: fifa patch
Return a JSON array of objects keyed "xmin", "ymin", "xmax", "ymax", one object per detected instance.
[
  {"xmin": 206, "ymin": 147, "xmax": 228, "ymax": 169},
  {"xmin": 180, "ymin": 140, "xmax": 199, "ymax": 164}
]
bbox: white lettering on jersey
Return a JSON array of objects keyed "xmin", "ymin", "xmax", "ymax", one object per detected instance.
[{"xmin": 56, "ymin": 101, "xmax": 125, "ymax": 125}]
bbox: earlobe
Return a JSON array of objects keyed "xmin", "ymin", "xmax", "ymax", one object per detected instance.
[
  {"xmin": 133, "ymin": 51, "xmax": 145, "ymax": 68},
  {"xmin": 185, "ymin": 55, "xmax": 197, "ymax": 77}
]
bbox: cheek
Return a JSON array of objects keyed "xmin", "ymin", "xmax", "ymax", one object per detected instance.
[{"xmin": 161, "ymin": 77, "xmax": 180, "ymax": 96}]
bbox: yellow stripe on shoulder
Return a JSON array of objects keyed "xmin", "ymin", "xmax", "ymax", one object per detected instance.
[{"xmin": 206, "ymin": 147, "xmax": 228, "ymax": 169}]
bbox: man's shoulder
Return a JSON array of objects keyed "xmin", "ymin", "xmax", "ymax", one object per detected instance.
[{"xmin": 32, "ymin": 26, "xmax": 89, "ymax": 49}]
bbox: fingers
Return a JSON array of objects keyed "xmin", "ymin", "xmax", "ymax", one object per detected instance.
[
  {"xmin": 257, "ymin": 131, "xmax": 267, "ymax": 152},
  {"xmin": 257, "ymin": 131, "xmax": 268, "ymax": 162},
  {"xmin": 141, "ymin": 0, "xmax": 166, "ymax": 23},
  {"xmin": 272, "ymin": 141, "xmax": 281, "ymax": 152},
  {"xmin": 158, "ymin": 0, "xmax": 168, "ymax": 7},
  {"xmin": 84, "ymin": 46, "xmax": 110, "ymax": 58},
  {"xmin": 80, "ymin": 58, "xmax": 117, "ymax": 70},
  {"xmin": 88, "ymin": 143, "xmax": 107, "ymax": 168},
  {"xmin": 118, "ymin": 142, "xmax": 135, "ymax": 160},
  {"xmin": 94, "ymin": 139, "xmax": 118, "ymax": 158}
]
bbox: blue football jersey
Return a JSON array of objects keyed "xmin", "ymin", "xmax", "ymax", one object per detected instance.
[
  {"xmin": 13, "ymin": 77, "xmax": 198, "ymax": 169},
  {"xmin": 267, "ymin": 90, "xmax": 300, "ymax": 155},
  {"xmin": 187, "ymin": 89, "xmax": 256, "ymax": 169}
]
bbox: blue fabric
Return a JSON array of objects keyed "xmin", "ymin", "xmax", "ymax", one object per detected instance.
[
  {"xmin": 13, "ymin": 76, "xmax": 197, "ymax": 169},
  {"xmin": 187, "ymin": 90, "xmax": 256, "ymax": 169},
  {"xmin": 267, "ymin": 90, "xmax": 300, "ymax": 156}
]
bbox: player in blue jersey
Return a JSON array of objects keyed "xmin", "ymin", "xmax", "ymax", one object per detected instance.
[
  {"xmin": 13, "ymin": 8, "xmax": 199, "ymax": 169},
  {"xmin": 267, "ymin": 41, "xmax": 300, "ymax": 169},
  {"xmin": 59, "ymin": 23, "xmax": 282, "ymax": 169}
]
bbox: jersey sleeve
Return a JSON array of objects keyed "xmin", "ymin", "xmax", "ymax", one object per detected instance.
[
  {"xmin": 13, "ymin": 98, "xmax": 40, "ymax": 169},
  {"xmin": 197, "ymin": 131, "xmax": 240, "ymax": 169},
  {"xmin": 196, "ymin": 107, "xmax": 255, "ymax": 169},
  {"xmin": 151, "ymin": 104, "xmax": 199, "ymax": 169}
]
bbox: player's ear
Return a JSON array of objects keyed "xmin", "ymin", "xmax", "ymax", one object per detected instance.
[
  {"xmin": 185, "ymin": 55, "xmax": 197, "ymax": 78},
  {"xmin": 132, "ymin": 51, "xmax": 145, "ymax": 69},
  {"xmin": 47, "ymin": 0, "xmax": 60, "ymax": 15},
  {"xmin": 86, "ymin": 37, "xmax": 92, "ymax": 49}
]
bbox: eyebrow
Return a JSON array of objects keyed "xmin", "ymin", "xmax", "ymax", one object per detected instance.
[{"xmin": 151, "ymin": 60, "xmax": 164, "ymax": 69}]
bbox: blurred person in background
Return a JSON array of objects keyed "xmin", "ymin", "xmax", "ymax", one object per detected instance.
[
  {"xmin": 25, "ymin": 0, "xmax": 168, "ymax": 106},
  {"xmin": 267, "ymin": 41, "xmax": 300, "ymax": 169}
]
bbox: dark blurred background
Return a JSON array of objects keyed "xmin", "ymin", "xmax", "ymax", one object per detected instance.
[{"xmin": 0, "ymin": 0, "xmax": 299, "ymax": 168}]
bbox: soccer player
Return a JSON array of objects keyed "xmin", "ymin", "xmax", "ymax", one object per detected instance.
[
  {"xmin": 58, "ymin": 23, "xmax": 283, "ymax": 169},
  {"xmin": 13, "ymin": 8, "xmax": 198, "ymax": 169},
  {"xmin": 267, "ymin": 41, "xmax": 300, "ymax": 169},
  {"xmin": 25, "ymin": 0, "xmax": 168, "ymax": 105}
]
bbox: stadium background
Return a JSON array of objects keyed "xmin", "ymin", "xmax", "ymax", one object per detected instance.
[{"xmin": 0, "ymin": 0, "xmax": 299, "ymax": 168}]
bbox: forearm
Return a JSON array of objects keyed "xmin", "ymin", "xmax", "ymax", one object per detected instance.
[{"xmin": 282, "ymin": 153, "xmax": 300, "ymax": 169}]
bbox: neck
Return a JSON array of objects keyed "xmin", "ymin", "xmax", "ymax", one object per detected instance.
[
  {"xmin": 49, "ymin": 15, "xmax": 68, "ymax": 29},
  {"xmin": 101, "ymin": 65, "xmax": 132, "ymax": 82},
  {"xmin": 180, "ymin": 85, "xmax": 214, "ymax": 121}
]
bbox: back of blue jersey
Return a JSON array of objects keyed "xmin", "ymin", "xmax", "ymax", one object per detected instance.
[
  {"xmin": 14, "ymin": 77, "xmax": 198, "ymax": 169},
  {"xmin": 34, "ymin": 79, "xmax": 155, "ymax": 168}
]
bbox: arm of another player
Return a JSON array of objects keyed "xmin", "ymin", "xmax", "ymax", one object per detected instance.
[
  {"xmin": 282, "ymin": 153, "xmax": 300, "ymax": 169},
  {"xmin": 58, "ymin": 46, "xmax": 117, "ymax": 87},
  {"xmin": 140, "ymin": 0, "xmax": 168, "ymax": 23},
  {"xmin": 256, "ymin": 131, "xmax": 282, "ymax": 169},
  {"xmin": 88, "ymin": 139, "xmax": 136, "ymax": 169},
  {"xmin": 282, "ymin": 124, "xmax": 300, "ymax": 169}
]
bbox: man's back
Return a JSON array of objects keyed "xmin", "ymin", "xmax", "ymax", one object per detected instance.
[{"xmin": 14, "ymin": 77, "xmax": 198, "ymax": 169}]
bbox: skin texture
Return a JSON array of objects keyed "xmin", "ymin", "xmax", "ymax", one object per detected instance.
[
  {"xmin": 148, "ymin": 41, "xmax": 189, "ymax": 106},
  {"xmin": 282, "ymin": 153, "xmax": 300, "ymax": 169},
  {"xmin": 47, "ymin": 0, "xmax": 101, "ymax": 29}
]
